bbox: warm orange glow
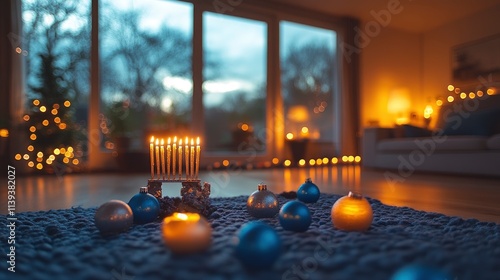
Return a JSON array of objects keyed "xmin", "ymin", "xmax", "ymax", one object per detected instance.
[
  {"xmin": 287, "ymin": 105, "xmax": 310, "ymax": 122},
  {"xmin": 60, "ymin": 148, "xmax": 66, "ymax": 154},
  {"xmin": 354, "ymin": 156, "xmax": 361, "ymax": 163},
  {"xmin": 460, "ymin": 92, "xmax": 467, "ymax": 99},
  {"xmin": 33, "ymin": 99, "xmax": 40, "ymax": 106},
  {"xmin": 469, "ymin": 92, "xmax": 475, "ymax": 99},
  {"xmin": 46, "ymin": 159, "xmax": 53, "ymax": 165},
  {"xmin": 30, "ymin": 134, "xmax": 37, "ymax": 140},
  {"xmin": 286, "ymin": 133, "xmax": 294, "ymax": 140},
  {"xmin": 72, "ymin": 159, "xmax": 79, "ymax": 165},
  {"xmin": 322, "ymin": 157, "xmax": 329, "ymax": 164},
  {"xmin": 49, "ymin": 155, "xmax": 55, "ymax": 160},
  {"xmin": 477, "ymin": 91, "xmax": 484, "ymax": 97},
  {"xmin": 487, "ymin": 88, "xmax": 496, "ymax": 95},
  {"xmin": 241, "ymin": 123, "xmax": 249, "ymax": 131},
  {"xmin": 213, "ymin": 162, "xmax": 221, "ymax": 168},
  {"xmin": 348, "ymin": 155, "xmax": 354, "ymax": 162},
  {"xmin": 447, "ymin": 96, "xmax": 454, "ymax": 102},
  {"xmin": 150, "ymin": 136, "xmax": 155, "ymax": 143},
  {"xmin": 387, "ymin": 88, "xmax": 411, "ymax": 115},
  {"xmin": 301, "ymin": 126, "xmax": 309, "ymax": 134},
  {"xmin": 64, "ymin": 100, "xmax": 71, "ymax": 107},
  {"xmin": 54, "ymin": 117, "xmax": 61, "ymax": 123},
  {"xmin": 65, "ymin": 151, "xmax": 72, "ymax": 158},
  {"xmin": 316, "ymin": 158, "xmax": 322, "ymax": 165},
  {"xmin": 29, "ymin": 126, "xmax": 36, "ymax": 132},
  {"xmin": 284, "ymin": 159, "xmax": 291, "ymax": 167},
  {"xmin": 298, "ymin": 159, "xmax": 306, "ymax": 166},
  {"xmin": 27, "ymin": 161, "xmax": 34, "ymax": 168},
  {"xmin": 272, "ymin": 157, "xmax": 279, "ymax": 165},
  {"xmin": 36, "ymin": 163, "xmax": 43, "ymax": 170},
  {"xmin": 15, "ymin": 154, "xmax": 21, "ymax": 160},
  {"xmin": 59, "ymin": 123, "xmax": 67, "ymax": 130},
  {"xmin": 39, "ymin": 106, "xmax": 47, "ymax": 112},
  {"xmin": 68, "ymin": 146, "xmax": 74, "ymax": 152},
  {"xmin": 54, "ymin": 148, "xmax": 60, "ymax": 155},
  {"xmin": 42, "ymin": 120, "xmax": 49, "ymax": 126},
  {"xmin": 37, "ymin": 151, "xmax": 43, "ymax": 158},
  {"xmin": 36, "ymin": 157, "xmax": 43, "ymax": 162},
  {"xmin": 27, "ymin": 145, "xmax": 34, "ymax": 152},
  {"xmin": 51, "ymin": 109, "xmax": 58, "ymax": 115},
  {"xmin": 196, "ymin": 137, "xmax": 200, "ymax": 146},
  {"xmin": 23, "ymin": 115, "xmax": 30, "ymax": 121},
  {"xmin": 0, "ymin": 129, "xmax": 8, "ymax": 138},
  {"xmin": 454, "ymin": 87, "xmax": 461, "ymax": 94},
  {"xmin": 161, "ymin": 212, "xmax": 212, "ymax": 254},
  {"xmin": 447, "ymin": 85, "xmax": 454, "ymax": 91},
  {"xmin": 63, "ymin": 158, "xmax": 69, "ymax": 164},
  {"xmin": 436, "ymin": 100, "xmax": 443, "ymax": 107},
  {"xmin": 23, "ymin": 154, "xmax": 29, "ymax": 160},
  {"xmin": 222, "ymin": 159, "xmax": 229, "ymax": 167},
  {"xmin": 331, "ymin": 192, "xmax": 373, "ymax": 231},
  {"xmin": 342, "ymin": 156, "xmax": 348, "ymax": 162},
  {"xmin": 331, "ymin": 157, "xmax": 338, "ymax": 164},
  {"xmin": 309, "ymin": 159, "xmax": 316, "ymax": 166},
  {"xmin": 53, "ymin": 104, "xmax": 60, "ymax": 109},
  {"xmin": 423, "ymin": 105, "xmax": 433, "ymax": 119}
]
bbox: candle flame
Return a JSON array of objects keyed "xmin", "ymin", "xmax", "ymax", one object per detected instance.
[
  {"xmin": 155, "ymin": 138, "xmax": 159, "ymax": 145},
  {"xmin": 196, "ymin": 137, "xmax": 200, "ymax": 145},
  {"xmin": 185, "ymin": 136, "xmax": 188, "ymax": 145},
  {"xmin": 168, "ymin": 137, "xmax": 171, "ymax": 144},
  {"xmin": 176, "ymin": 213, "xmax": 188, "ymax": 220},
  {"xmin": 150, "ymin": 136, "xmax": 154, "ymax": 143},
  {"xmin": 174, "ymin": 136, "xmax": 177, "ymax": 143},
  {"xmin": 179, "ymin": 139, "xmax": 183, "ymax": 145},
  {"xmin": 191, "ymin": 138, "xmax": 194, "ymax": 145},
  {"xmin": 161, "ymin": 138, "xmax": 164, "ymax": 145}
]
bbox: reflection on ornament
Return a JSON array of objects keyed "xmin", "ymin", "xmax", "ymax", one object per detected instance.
[
  {"xmin": 161, "ymin": 212, "xmax": 212, "ymax": 254},
  {"xmin": 246, "ymin": 184, "xmax": 279, "ymax": 218},
  {"xmin": 234, "ymin": 221, "xmax": 281, "ymax": 269},
  {"xmin": 297, "ymin": 178, "xmax": 320, "ymax": 203},
  {"xmin": 279, "ymin": 200, "xmax": 311, "ymax": 232},
  {"xmin": 128, "ymin": 187, "xmax": 160, "ymax": 224},
  {"xmin": 331, "ymin": 192, "xmax": 373, "ymax": 231},
  {"xmin": 391, "ymin": 264, "xmax": 452, "ymax": 280},
  {"xmin": 94, "ymin": 200, "xmax": 133, "ymax": 236}
]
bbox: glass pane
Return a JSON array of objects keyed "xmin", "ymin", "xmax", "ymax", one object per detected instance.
[
  {"xmin": 99, "ymin": 0, "xmax": 193, "ymax": 155},
  {"xmin": 280, "ymin": 21, "xmax": 337, "ymax": 160},
  {"xmin": 203, "ymin": 13, "xmax": 267, "ymax": 154},
  {"xmin": 20, "ymin": 0, "xmax": 90, "ymax": 173}
]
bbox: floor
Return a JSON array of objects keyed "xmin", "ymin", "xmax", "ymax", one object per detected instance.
[{"xmin": 2, "ymin": 166, "xmax": 500, "ymax": 223}]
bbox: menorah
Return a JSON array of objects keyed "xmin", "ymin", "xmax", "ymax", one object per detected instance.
[{"xmin": 147, "ymin": 136, "xmax": 209, "ymax": 200}]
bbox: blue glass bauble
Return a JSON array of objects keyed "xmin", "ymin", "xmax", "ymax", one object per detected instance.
[
  {"xmin": 247, "ymin": 184, "xmax": 279, "ymax": 218},
  {"xmin": 234, "ymin": 221, "xmax": 282, "ymax": 269},
  {"xmin": 279, "ymin": 200, "xmax": 311, "ymax": 232},
  {"xmin": 94, "ymin": 200, "xmax": 133, "ymax": 236},
  {"xmin": 128, "ymin": 187, "xmax": 160, "ymax": 224},
  {"xmin": 391, "ymin": 264, "xmax": 452, "ymax": 280},
  {"xmin": 297, "ymin": 178, "xmax": 320, "ymax": 203}
]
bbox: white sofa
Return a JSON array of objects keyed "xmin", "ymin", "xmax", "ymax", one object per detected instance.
[{"xmin": 362, "ymin": 94, "xmax": 500, "ymax": 177}]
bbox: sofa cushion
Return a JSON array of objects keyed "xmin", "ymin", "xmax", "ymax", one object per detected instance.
[
  {"xmin": 440, "ymin": 108, "xmax": 500, "ymax": 136},
  {"xmin": 487, "ymin": 134, "xmax": 500, "ymax": 150},
  {"xmin": 377, "ymin": 135, "xmax": 488, "ymax": 152},
  {"xmin": 394, "ymin": 124, "xmax": 432, "ymax": 138}
]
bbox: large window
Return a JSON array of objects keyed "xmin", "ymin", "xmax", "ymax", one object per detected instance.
[
  {"xmin": 203, "ymin": 12, "xmax": 267, "ymax": 154},
  {"xmin": 99, "ymin": 0, "xmax": 193, "ymax": 153}
]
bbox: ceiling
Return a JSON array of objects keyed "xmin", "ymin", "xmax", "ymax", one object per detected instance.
[{"xmin": 270, "ymin": 0, "xmax": 500, "ymax": 33}]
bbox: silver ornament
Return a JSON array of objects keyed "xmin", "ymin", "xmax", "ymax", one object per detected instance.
[
  {"xmin": 94, "ymin": 200, "xmax": 133, "ymax": 235},
  {"xmin": 247, "ymin": 184, "xmax": 279, "ymax": 218}
]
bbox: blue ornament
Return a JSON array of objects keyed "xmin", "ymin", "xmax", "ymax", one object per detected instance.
[
  {"xmin": 391, "ymin": 264, "xmax": 452, "ymax": 280},
  {"xmin": 128, "ymin": 187, "xmax": 160, "ymax": 224},
  {"xmin": 94, "ymin": 200, "xmax": 133, "ymax": 236},
  {"xmin": 297, "ymin": 178, "xmax": 320, "ymax": 203},
  {"xmin": 279, "ymin": 200, "xmax": 311, "ymax": 232},
  {"xmin": 234, "ymin": 221, "xmax": 281, "ymax": 269},
  {"xmin": 247, "ymin": 184, "xmax": 279, "ymax": 218}
]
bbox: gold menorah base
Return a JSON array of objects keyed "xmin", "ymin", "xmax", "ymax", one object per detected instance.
[{"xmin": 147, "ymin": 179, "xmax": 210, "ymax": 200}]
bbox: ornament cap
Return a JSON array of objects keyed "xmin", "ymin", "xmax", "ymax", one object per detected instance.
[
  {"xmin": 305, "ymin": 178, "xmax": 313, "ymax": 183},
  {"xmin": 139, "ymin": 186, "xmax": 148, "ymax": 194},
  {"xmin": 347, "ymin": 191, "xmax": 363, "ymax": 199},
  {"xmin": 257, "ymin": 184, "xmax": 267, "ymax": 191}
]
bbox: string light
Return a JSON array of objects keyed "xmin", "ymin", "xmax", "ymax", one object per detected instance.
[
  {"xmin": 331, "ymin": 157, "xmax": 338, "ymax": 164},
  {"xmin": 284, "ymin": 160, "xmax": 291, "ymax": 167},
  {"xmin": 64, "ymin": 100, "xmax": 71, "ymax": 107},
  {"xmin": 272, "ymin": 157, "xmax": 279, "ymax": 165},
  {"xmin": 27, "ymin": 145, "xmax": 34, "ymax": 151},
  {"xmin": 33, "ymin": 99, "xmax": 40, "ymax": 106},
  {"xmin": 39, "ymin": 106, "xmax": 47, "ymax": 112},
  {"xmin": 15, "ymin": 154, "xmax": 21, "ymax": 160},
  {"xmin": 298, "ymin": 159, "xmax": 306, "ymax": 166}
]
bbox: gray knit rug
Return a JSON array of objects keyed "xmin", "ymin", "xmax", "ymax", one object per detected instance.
[{"xmin": 1, "ymin": 194, "xmax": 499, "ymax": 280}]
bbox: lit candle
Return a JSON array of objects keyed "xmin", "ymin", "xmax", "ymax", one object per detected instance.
[
  {"xmin": 167, "ymin": 138, "xmax": 171, "ymax": 180},
  {"xmin": 185, "ymin": 137, "xmax": 189, "ymax": 179},
  {"xmin": 150, "ymin": 136, "xmax": 154, "ymax": 179},
  {"xmin": 155, "ymin": 138, "xmax": 160, "ymax": 179},
  {"xmin": 173, "ymin": 136, "xmax": 177, "ymax": 178},
  {"xmin": 161, "ymin": 212, "xmax": 212, "ymax": 254},
  {"xmin": 178, "ymin": 139, "xmax": 183, "ymax": 180},
  {"xmin": 196, "ymin": 137, "xmax": 200, "ymax": 179},
  {"xmin": 160, "ymin": 139, "xmax": 165, "ymax": 180},
  {"xmin": 190, "ymin": 138, "xmax": 194, "ymax": 180}
]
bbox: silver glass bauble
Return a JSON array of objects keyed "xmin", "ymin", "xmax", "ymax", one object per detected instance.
[
  {"xmin": 94, "ymin": 200, "xmax": 133, "ymax": 236},
  {"xmin": 246, "ymin": 184, "xmax": 279, "ymax": 218}
]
